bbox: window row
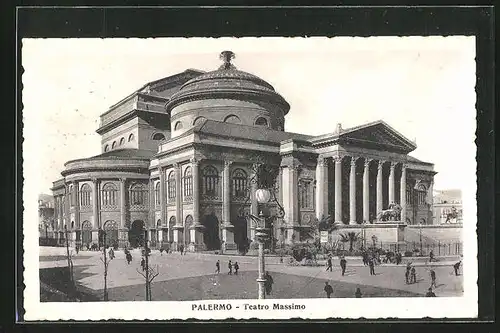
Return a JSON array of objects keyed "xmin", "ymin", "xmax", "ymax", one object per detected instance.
[
  {"xmin": 79, "ymin": 183, "xmax": 149, "ymax": 207},
  {"xmin": 154, "ymin": 166, "xmax": 250, "ymax": 203},
  {"xmin": 173, "ymin": 116, "xmax": 269, "ymax": 132}
]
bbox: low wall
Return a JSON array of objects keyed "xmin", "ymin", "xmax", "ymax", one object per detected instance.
[
  {"xmin": 405, "ymin": 225, "xmax": 463, "ymax": 244},
  {"xmin": 331, "ymin": 224, "xmax": 405, "ymax": 244}
]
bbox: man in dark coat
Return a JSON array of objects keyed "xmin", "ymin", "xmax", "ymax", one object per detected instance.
[
  {"xmin": 425, "ymin": 287, "xmax": 436, "ymax": 297},
  {"xmin": 326, "ymin": 257, "xmax": 333, "ymax": 272},
  {"xmin": 324, "ymin": 282, "xmax": 333, "ymax": 298},
  {"xmin": 340, "ymin": 257, "xmax": 347, "ymax": 276},
  {"xmin": 430, "ymin": 268, "xmax": 437, "ymax": 288},
  {"xmin": 453, "ymin": 261, "xmax": 461, "ymax": 276},
  {"xmin": 368, "ymin": 258, "xmax": 375, "ymax": 276},
  {"xmin": 264, "ymin": 271, "xmax": 274, "ymax": 296},
  {"xmin": 234, "ymin": 262, "xmax": 239, "ymax": 275},
  {"xmin": 215, "ymin": 260, "xmax": 220, "ymax": 274}
]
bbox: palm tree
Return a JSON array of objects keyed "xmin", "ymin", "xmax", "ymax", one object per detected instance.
[{"xmin": 339, "ymin": 232, "xmax": 361, "ymax": 252}]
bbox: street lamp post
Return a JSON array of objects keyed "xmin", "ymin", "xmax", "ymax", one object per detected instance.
[
  {"xmin": 419, "ymin": 222, "xmax": 423, "ymax": 256},
  {"xmin": 64, "ymin": 225, "xmax": 73, "ymax": 286},
  {"xmin": 255, "ymin": 212, "xmax": 268, "ymax": 299},
  {"xmin": 143, "ymin": 227, "xmax": 150, "ymax": 301}
]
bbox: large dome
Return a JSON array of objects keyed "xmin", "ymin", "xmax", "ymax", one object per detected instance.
[{"xmin": 166, "ymin": 52, "xmax": 290, "ymax": 114}]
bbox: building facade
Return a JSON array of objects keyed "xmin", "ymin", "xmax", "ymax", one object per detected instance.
[
  {"xmin": 51, "ymin": 51, "xmax": 436, "ymax": 252},
  {"xmin": 432, "ymin": 189, "xmax": 463, "ymax": 224}
]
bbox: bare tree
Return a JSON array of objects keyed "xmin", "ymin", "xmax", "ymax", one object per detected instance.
[{"xmin": 136, "ymin": 264, "xmax": 160, "ymax": 301}]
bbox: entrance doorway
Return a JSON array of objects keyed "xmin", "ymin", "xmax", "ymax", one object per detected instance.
[
  {"xmin": 129, "ymin": 220, "xmax": 145, "ymax": 248},
  {"xmin": 233, "ymin": 216, "xmax": 248, "ymax": 253},
  {"xmin": 103, "ymin": 220, "xmax": 118, "ymax": 248},
  {"xmin": 202, "ymin": 214, "xmax": 220, "ymax": 250},
  {"xmin": 81, "ymin": 221, "xmax": 92, "ymax": 246}
]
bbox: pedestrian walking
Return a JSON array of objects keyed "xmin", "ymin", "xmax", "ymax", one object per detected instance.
[
  {"xmin": 179, "ymin": 244, "xmax": 184, "ymax": 255},
  {"xmin": 429, "ymin": 250, "xmax": 436, "ymax": 262},
  {"xmin": 159, "ymin": 247, "xmax": 164, "ymax": 256},
  {"xmin": 396, "ymin": 251, "xmax": 402, "ymax": 265},
  {"xmin": 355, "ymin": 287, "xmax": 362, "ymax": 298},
  {"xmin": 75, "ymin": 245, "xmax": 80, "ymax": 255},
  {"xmin": 368, "ymin": 258, "xmax": 375, "ymax": 276},
  {"xmin": 324, "ymin": 282, "xmax": 333, "ymax": 298},
  {"xmin": 363, "ymin": 252, "xmax": 370, "ymax": 266},
  {"xmin": 405, "ymin": 265, "xmax": 411, "ymax": 284},
  {"xmin": 141, "ymin": 257, "xmax": 146, "ymax": 271},
  {"xmin": 125, "ymin": 249, "xmax": 132, "ymax": 264},
  {"xmin": 108, "ymin": 247, "xmax": 115, "ymax": 260},
  {"xmin": 215, "ymin": 260, "xmax": 220, "ymax": 274},
  {"xmin": 340, "ymin": 257, "xmax": 347, "ymax": 276},
  {"xmin": 264, "ymin": 271, "xmax": 274, "ymax": 296},
  {"xmin": 326, "ymin": 257, "xmax": 333, "ymax": 272},
  {"xmin": 453, "ymin": 261, "xmax": 461, "ymax": 276},
  {"xmin": 430, "ymin": 268, "xmax": 437, "ymax": 288},
  {"xmin": 228, "ymin": 260, "xmax": 233, "ymax": 275},
  {"xmin": 425, "ymin": 287, "xmax": 436, "ymax": 297},
  {"xmin": 411, "ymin": 266, "xmax": 417, "ymax": 284},
  {"xmin": 234, "ymin": 262, "xmax": 239, "ymax": 275}
]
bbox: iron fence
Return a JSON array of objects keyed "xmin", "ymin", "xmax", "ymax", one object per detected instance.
[{"xmin": 376, "ymin": 241, "xmax": 462, "ymax": 257}]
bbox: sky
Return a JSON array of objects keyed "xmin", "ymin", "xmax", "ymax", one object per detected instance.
[{"xmin": 22, "ymin": 37, "xmax": 476, "ymax": 196}]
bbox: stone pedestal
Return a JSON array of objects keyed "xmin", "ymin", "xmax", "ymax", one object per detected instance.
[
  {"xmin": 172, "ymin": 226, "xmax": 184, "ymax": 251},
  {"xmin": 189, "ymin": 224, "xmax": 206, "ymax": 252},
  {"xmin": 222, "ymin": 224, "xmax": 237, "ymax": 252},
  {"xmin": 118, "ymin": 229, "xmax": 128, "ymax": 249}
]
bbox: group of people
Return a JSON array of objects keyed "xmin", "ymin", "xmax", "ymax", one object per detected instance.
[
  {"xmin": 324, "ymin": 282, "xmax": 362, "ymax": 299},
  {"xmin": 216, "ymin": 260, "xmax": 240, "ymax": 275}
]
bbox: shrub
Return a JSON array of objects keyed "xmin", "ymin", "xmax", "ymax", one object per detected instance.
[{"xmin": 404, "ymin": 251, "xmax": 413, "ymax": 257}]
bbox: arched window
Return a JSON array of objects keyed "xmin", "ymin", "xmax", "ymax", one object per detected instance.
[
  {"xmin": 232, "ymin": 168, "xmax": 248, "ymax": 198},
  {"xmin": 255, "ymin": 117, "xmax": 268, "ymax": 127},
  {"xmin": 80, "ymin": 184, "xmax": 92, "ymax": 207},
  {"xmin": 128, "ymin": 133, "xmax": 135, "ymax": 142},
  {"xmin": 129, "ymin": 183, "xmax": 148, "ymax": 206},
  {"xmin": 155, "ymin": 182, "xmax": 160, "ymax": 206},
  {"xmin": 223, "ymin": 114, "xmax": 241, "ymax": 124},
  {"xmin": 152, "ymin": 133, "xmax": 166, "ymax": 141},
  {"xmin": 417, "ymin": 184, "xmax": 427, "ymax": 205},
  {"xmin": 104, "ymin": 145, "xmax": 109, "ymax": 152},
  {"xmin": 202, "ymin": 166, "xmax": 219, "ymax": 196},
  {"xmin": 184, "ymin": 166, "xmax": 193, "ymax": 197},
  {"xmin": 69, "ymin": 184, "xmax": 74, "ymax": 207},
  {"xmin": 111, "ymin": 141, "xmax": 117, "ymax": 149},
  {"xmin": 185, "ymin": 215, "xmax": 194, "ymax": 243},
  {"xmin": 168, "ymin": 171, "xmax": 176, "ymax": 199},
  {"xmin": 119, "ymin": 137, "xmax": 125, "ymax": 145},
  {"xmin": 174, "ymin": 121, "xmax": 183, "ymax": 131},
  {"xmin": 101, "ymin": 182, "xmax": 118, "ymax": 206},
  {"xmin": 299, "ymin": 179, "xmax": 313, "ymax": 209},
  {"xmin": 193, "ymin": 116, "xmax": 206, "ymax": 126}
]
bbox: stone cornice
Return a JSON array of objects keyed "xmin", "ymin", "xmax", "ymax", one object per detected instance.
[{"xmin": 166, "ymin": 89, "xmax": 290, "ymax": 114}]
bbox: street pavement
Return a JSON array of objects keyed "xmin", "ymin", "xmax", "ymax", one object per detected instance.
[{"xmin": 39, "ymin": 247, "xmax": 464, "ymax": 300}]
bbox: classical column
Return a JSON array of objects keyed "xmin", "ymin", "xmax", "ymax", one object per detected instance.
[
  {"xmin": 173, "ymin": 163, "xmax": 183, "ymax": 250},
  {"xmin": 250, "ymin": 163, "xmax": 259, "ymax": 241},
  {"xmin": 376, "ymin": 160, "xmax": 384, "ymax": 218},
  {"xmin": 222, "ymin": 160, "xmax": 236, "ymax": 251},
  {"xmin": 159, "ymin": 166, "xmax": 166, "ymax": 227},
  {"xmin": 363, "ymin": 158, "xmax": 371, "ymax": 223},
  {"xmin": 400, "ymin": 164, "xmax": 407, "ymax": 223},
  {"xmin": 334, "ymin": 156, "xmax": 343, "ymax": 224},
  {"xmin": 190, "ymin": 157, "xmax": 204, "ymax": 251},
  {"xmin": 72, "ymin": 181, "xmax": 79, "ymax": 233},
  {"xmin": 119, "ymin": 178, "xmax": 128, "ymax": 248},
  {"xmin": 388, "ymin": 161, "xmax": 396, "ymax": 205},
  {"xmin": 349, "ymin": 157, "xmax": 357, "ymax": 225},
  {"xmin": 315, "ymin": 156, "xmax": 326, "ymax": 220},
  {"xmin": 91, "ymin": 178, "xmax": 99, "ymax": 242}
]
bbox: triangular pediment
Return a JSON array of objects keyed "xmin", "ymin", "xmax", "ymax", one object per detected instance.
[{"xmin": 339, "ymin": 121, "xmax": 417, "ymax": 153}]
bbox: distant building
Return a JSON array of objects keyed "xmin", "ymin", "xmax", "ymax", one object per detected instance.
[
  {"xmin": 38, "ymin": 194, "xmax": 55, "ymax": 237},
  {"xmin": 433, "ymin": 189, "xmax": 462, "ymax": 224}
]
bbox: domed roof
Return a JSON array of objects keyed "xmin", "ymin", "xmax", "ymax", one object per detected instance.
[{"xmin": 166, "ymin": 51, "xmax": 290, "ymax": 114}]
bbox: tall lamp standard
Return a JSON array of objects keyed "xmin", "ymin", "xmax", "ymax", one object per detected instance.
[
  {"xmin": 419, "ymin": 222, "xmax": 423, "ymax": 256},
  {"xmin": 240, "ymin": 163, "xmax": 285, "ymax": 300}
]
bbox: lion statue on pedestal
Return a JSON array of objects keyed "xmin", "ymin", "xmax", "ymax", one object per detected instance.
[{"xmin": 377, "ymin": 202, "xmax": 402, "ymax": 222}]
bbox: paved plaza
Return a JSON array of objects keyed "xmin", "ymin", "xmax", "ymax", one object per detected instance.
[{"xmin": 39, "ymin": 247, "xmax": 463, "ymax": 301}]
